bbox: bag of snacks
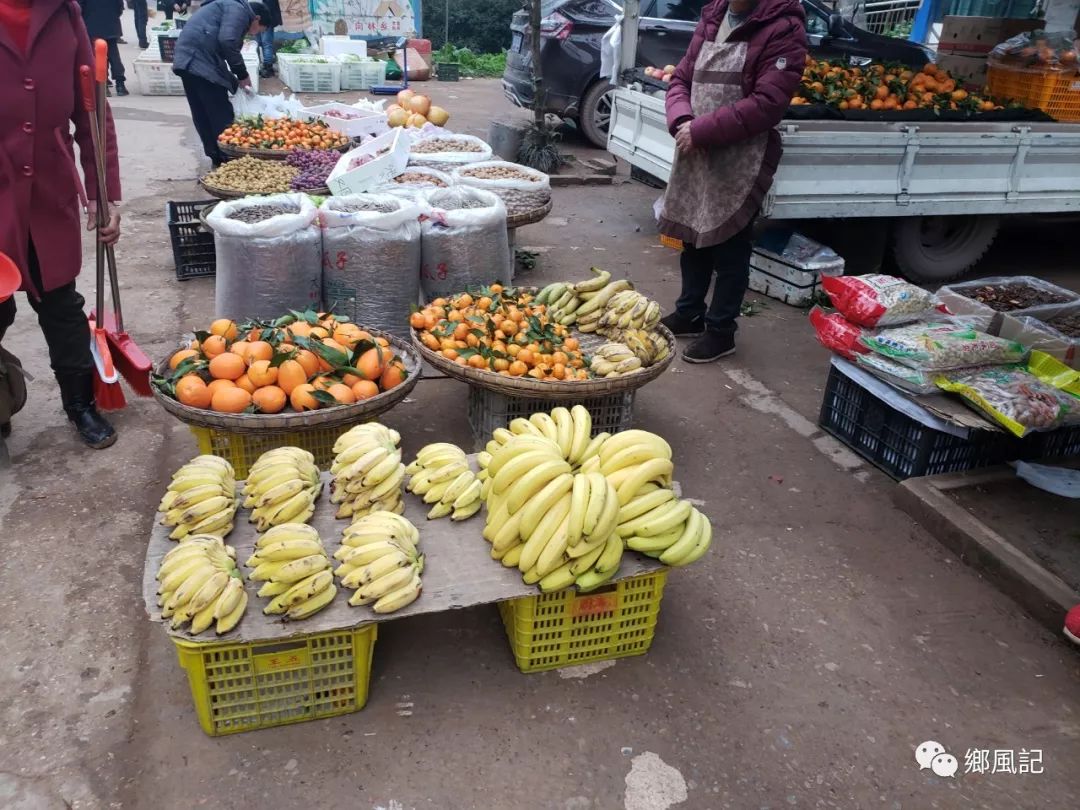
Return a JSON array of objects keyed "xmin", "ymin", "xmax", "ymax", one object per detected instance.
[
  {"xmin": 854, "ymin": 352, "xmax": 941, "ymax": 395},
  {"xmin": 808, "ymin": 306, "xmax": 868, "ymax": 360},
  {"xmin": 821, "ymin": 274, "xmax": 941, "ymax": 327},
  {"xmin": 937, "ymin": 360, "xmax": 1080, "ymax": 437},
  {"xmin": 452, "ymin": 161, "xmax": 551, "ymax": 216},
  {"xmin": 860, "ymin": 322, "xmax": 1026, "ymax": 371}
]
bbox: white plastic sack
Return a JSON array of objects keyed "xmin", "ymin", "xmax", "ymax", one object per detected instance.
[
  {"xmin": 599, "ymin": 17, "xmax": 623, "ymax": 80},
  {"xmin": 420, "ymin": 187, "xmax": 510, "ymax": 300},
  {"xmin": 409, "ymin": 134, "xmax": 493, "ymax": 170},
  {"xmin": 207, "ymin": 194, "xmax": 322, "ymax": 320},
  {"xmin": 230, "ymin": 91, "xmax": 306, "ymax": 119},
  {"xmin": 452, "ymin": 161, "xmax": 551, "ymax": 216},
  {"xmin": 351, "ymin": 98, "xmax": 387, "ymax": 113},
  {"xmin": 319, "ymin": 194, "xmax": 423, "ymax": 336}
]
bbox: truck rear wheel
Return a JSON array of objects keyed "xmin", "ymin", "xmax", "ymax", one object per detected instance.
[
  {"xmin": 890, "ymin": 215, "xmax": 1000, "ymax": 284},
  {"xmin": 580, "ymin": 80, "xmax": 615, "ymax": 149}
]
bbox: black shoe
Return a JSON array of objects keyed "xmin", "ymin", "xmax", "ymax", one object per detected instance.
[
  {"xmin": 139, "ymin": 40, "xmax": 150, "ymax": 50},
  {"xmin": 682, "ymin": 330, "xmax": 735, "ymax": 364},
  {"xmin": 0, "ymin": 422, "xmax": 10, "ymax": 438},
  {"xmin": 57, "ymin": 372, "xmax": 117, "ymax": 449},
  {"xmin": 660, "ymin": 310, "xmax": 705, "ymax": 337},
  {"xmin": 118, "ymin": 37, "xmax": 127, "ymax": 44},
  {"xmin": 115, "ymin": 81, "xmax": 129, "ymax": 97},
  {"xmin": 258, "ymin": 64, "xmax": 274, "ymax": 79}
]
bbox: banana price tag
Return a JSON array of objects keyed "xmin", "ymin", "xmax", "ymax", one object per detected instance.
[{"xmin": 572, "ymin": 592, "xmax": 618, "ymax": 618}]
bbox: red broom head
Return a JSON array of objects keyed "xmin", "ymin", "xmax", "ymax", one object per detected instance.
[{"xmin": 93, "ymin": 373, "xmax": 127, "ymax": 411}]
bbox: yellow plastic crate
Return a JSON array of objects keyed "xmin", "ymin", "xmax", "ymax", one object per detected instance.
[
  {"xmin": 987, "ymin": 65, "xmax": 1080, "ymax": 122},
  {"xmin": 189, "ymin": 425, "xmax": 343, "ymax": 478},
  {"xmin": 173, "ymin": 624, "xmax": 377, "ymax": 736},
  {"xmin": 497, "ymin": 570, "xmax": 667, "ymax": 673}
]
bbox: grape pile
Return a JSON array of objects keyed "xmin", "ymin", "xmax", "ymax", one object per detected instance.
[{"xmin": 286, "ymin": 149, "xmax": 341, "ymax": 191}]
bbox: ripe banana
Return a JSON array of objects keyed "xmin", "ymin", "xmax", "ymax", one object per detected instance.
[
  {"xmin": 573, "ymin": 266, "xmax": 612, "ymax": 294},
  {"xmin": 617, "ymin": 486, "xmax": 676, "ymax": 525},
  {"xmin": 286, "ymin": 583, "xmax": 337, "ymax": 620},
  {"xmin": 517, "ymin": 472, "xmax": 574, "ymax": 541},
  {"xmin": 593, "ymin": 533, "xmax": 624, "ymax": 576},
  {"xmin": 529, "ymin": 412, "xmax": 559, "ymax": 442},
  {"xmin": 356, "ymin": 563, "xmax": 419, "ymax": 602},
  {"xmin": 341, "ymin": 550, "xmax": 413, "ymax": 589},
  {"xmin": 539, "ymin": 559, "xmax": 577, "ymax": 593},
  {"xmin": 266, "ymin": 570, "xmax": 335, "ymax": 614},
  {"xmin": 551, "ymin": 407, "xmax": 574, "ymax": 458},
  {"xmin": 582, "ymin": 472, "xmax": 611, "ymax": 537},
  {"xmin": 373, "ymin": 573, "xmax": 422, "ymax": 613},
  {"xmin": 519, "ymin": 493, "xmax": 572, "ymax": 572},
  {"xmin": 570, "ymin": 540, "xmax": 607, "ymax": 575},
  {"xmin": 615, "ymin": 458, "xmax": 675, "ymax": 506},
  {"xmin": 566, "ymin": 473, "xmax": 590, "ymax": 547},
  {"xmin": 506, "ymin": 458, "xmax": 573, "ymax": 514},
  {"xmin": 567, "ymin": 405, "xmax": 592, "ymax": 465}
]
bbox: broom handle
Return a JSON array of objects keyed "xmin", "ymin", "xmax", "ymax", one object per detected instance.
[
  {"xmin": 80, "ymin": 63, "xmax": 107, "ymax": 326},
  {"xmin": 90, "ymin": 43, "xmax": 127, "ymax": 334}
]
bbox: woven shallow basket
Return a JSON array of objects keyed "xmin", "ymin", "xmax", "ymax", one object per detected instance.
[
  {"xmin": 219, "ymin": 141, "xmax": 352, "ymax": 160},
  {"xmin": 152, "ymin": 331, "xmax": 421, "ymax": 432},
  {"xmin": 198, "ymin": 178, "xmax": 331, "ymax": 200},
  {"xmin": 506, "ymin": 199, "xmax": 553, "ymax": 229},
  {"xmin": 412, "ymin": 323, "xmax": 675, "ymax": 400}
]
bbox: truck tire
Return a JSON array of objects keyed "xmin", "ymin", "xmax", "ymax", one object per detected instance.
[
  {"xmin": 890, "ymin": 215, "xmax": 1000, "ymax": 284},
  {"xmin": 580, "ymin": 80, "xmax": 615, "ymax": 149}
]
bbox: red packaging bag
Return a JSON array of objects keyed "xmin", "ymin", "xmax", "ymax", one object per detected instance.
[
  {"xmin": 821, "ymin": 274, "xmax": 940, "ymax": 327},
  {"xmin": 809, "ymin": 306, "xmax": 869, "ymax": 360}
]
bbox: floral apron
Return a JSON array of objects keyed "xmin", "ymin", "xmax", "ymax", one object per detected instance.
[{"xmin": 658, "ymin": 28, "xmax": 770, "ymax": 249}]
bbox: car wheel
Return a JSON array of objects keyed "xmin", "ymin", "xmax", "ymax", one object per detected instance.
[
  {"xmin": 579, "ymin": 80, "xmax": 615, "ymax": 148},
  {"xmin": 890, "ymin": 215, "xmax": 1000, "ymax": 283}
]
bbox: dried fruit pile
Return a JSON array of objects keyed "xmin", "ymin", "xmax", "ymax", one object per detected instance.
[
  {"xmin": 224, "ymin": 203, "xmax": 300, "ymax": 224},
  {"xmin": 411, "ymin": 138, "xmax": 485, "ymax": 154},
  {"xmin": 153, "ymin": 310, "xmax": 410, "ymax": 415},
  {"xmin": 203, "ymin": 157, "xmax": 297, "ymax": 194},
  {"xmin": 792, "ymin": 58, "xmax": 1003, "ymax": 112},
  {"xmin": 219, "ymin": 115, "xmax": 350, "ymax": 152},
  {"xmin": 961, "ymin": 282, "xmax": 1075, "ymax": 311}
]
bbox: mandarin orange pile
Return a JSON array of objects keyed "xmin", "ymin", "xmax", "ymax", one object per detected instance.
[
  {"xmin": 157, "ymin": 311, "xmax": 408, "ymax": 414},
  {"xmin": 410, "ymin": 285, "xmax": 591, "ymax": 381},
  {"xmin": 791, "ymin": 58, "xmax": 1004, "ymax": 113},
  {"xmin": 218, "ymin": 115, "xmax": 350, "ymax": 152}
]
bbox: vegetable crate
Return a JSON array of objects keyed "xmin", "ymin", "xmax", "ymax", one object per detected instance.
[
  {"xmin": 498, "ymin": 570, "xmax": 667, "ymax": 673},
  {"xmin": 133, "ymin": 57, "xmax": 185, "ymax": 96},
  {"xmin": 339, "ymin": 60, "xmax": 387, "ymax": 91},
  {"xmin": 166, "ymin": 200, "xmax": 216, "ymax": 281},
  {"xmin": 818, "ymin": 364, "xmax": 1023, "ymax": 480},
  {"xmin": 278, "ymin": 54, "xmax": 342, "ymax": 94},
  {"xmin": 987, "ymin": 66, "xmax": 1080, "ymax": 122},
  {"xmin": 467, "ymin": 387, "xmax": 634, "ymax": 450},
  {"xmin": 189, "ymin": 424, "xmax": 343, "ymax": 478},
  {"xmin": 173, "ymin": 625, "xmax": 377, "ymax": 736}
]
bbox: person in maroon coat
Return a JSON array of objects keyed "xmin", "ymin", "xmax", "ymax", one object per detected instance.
[
  {"xmin": 0, "ymin": 0, "xmax": 123, "ymax": 448},
  {"xmin": 659, "ymin": 0, "xmax": 806, "ymax": 362}
]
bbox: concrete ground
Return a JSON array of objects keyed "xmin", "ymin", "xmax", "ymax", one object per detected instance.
[{"xmin": 1, "ymin": 27, "xmax": 1079, "ymax": 810}]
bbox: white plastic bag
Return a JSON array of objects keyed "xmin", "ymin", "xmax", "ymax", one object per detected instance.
[
  {"xmin": 452, "ymin": 161, "xmax": 551, "ymax": 215},
  {"xmin": 207, "ymin": 194, "xmax": 322, "ymax": 320},
  {"xmin": 319, "ymin": 194, "xmax": 423, "ymax": 336},
  {"xmin": 419, "ymin": 187, "xmax": 509, "ymax": 300},
  {"xmin": 409, "ymin": 134, "xmax": 493, "ymax": 170},
  {"xmin": 230, "ymin": 91, "xmax": 306, "ymax": 119}
]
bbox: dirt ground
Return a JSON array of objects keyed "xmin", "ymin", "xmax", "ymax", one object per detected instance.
[{"xmin": 1, "ymin": 28, "xmax": 1079, "ymax": 810}]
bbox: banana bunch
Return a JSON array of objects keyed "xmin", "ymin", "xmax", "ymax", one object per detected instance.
[
  {"xmin": 405, "ymin": 443, "xmax": 483, "ymax": 521},
  {"xmin": 158, "ymin": 455, "xmax": 238, "ymax": 540},
  {"xmin": 590, "ymin": 343, "xmax": 644, "ymax": 377},
  {"xmin": 156, "ymin": 535, "xmax": 247, "ymax": 634},
  {"xmin": 587, "ymin": 289, "xmax": 661, "ymax": 336},
  {"xmin": 329, "ymin": 423, "xmax": 405, "ymax": 520},
  {"xmin": 245, "ymin": 523, "xmax": 338, "ymax": 619},
  {"xmin": 242, "ymin": 448, "xmax": 322, "ymax": 531},
  {"xmin": 606, "ymin": 327, "xmax": 670, "ymax": 366},
  {"xmin": 334, "ymin": 511, "xmax": 424, "ymax": 612},
  {"xmin": 489, "ymin": 405, "xmax": 598, "ymax": 468}
]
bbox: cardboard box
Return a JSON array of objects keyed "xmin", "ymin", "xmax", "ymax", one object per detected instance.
[
  {"xmin": 937, "ymin": 53, "xmax": 991, "ymax": 90},
  {"xmin": 937, "ymin": 16, "xmax": 1041, "ymax": 57},
  {"xmin": 327, "ymin": 128, "xmax": 409, "ymax": 196}
]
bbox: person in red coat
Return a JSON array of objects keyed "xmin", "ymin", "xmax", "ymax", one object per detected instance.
[
  {"xmin": 0, "ymin": 0, "xmax": 123, "ymax": 448},
  {"xmin": 658, "ymin": 0, "xmax": 806, "ymax": 363}
]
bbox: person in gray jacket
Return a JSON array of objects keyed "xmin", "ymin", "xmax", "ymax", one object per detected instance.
[{"xmin": 172, "ymin": 0, "xmax": 270, "ymax": 165}]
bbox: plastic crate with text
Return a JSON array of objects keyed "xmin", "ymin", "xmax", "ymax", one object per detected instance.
[
  {"xmin": 188, "ymin": 424, "xmax": 346, "ymax": 479},
  {"xmin": 498, "ymin": 570, "xmax": 667, "ymax": 673},
  {"xmin": 174, "ymin": 625, "xmax": 377, "ymax": 736},
  {"xmin": 467, "ymin": 387, "xmax": 634, "ymax": 450}
]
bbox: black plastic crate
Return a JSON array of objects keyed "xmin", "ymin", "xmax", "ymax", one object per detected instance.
[
  {"xmin": 1026, "ymin": 424, "xmax": 1080, "ymax": 461},
  {"xmin": 158, "ymin": 34, "xmax": 177, "ymax": 62},
  {"xmin": 436, "ymin": 62, "xmax": 460, "ymax": 81},
  {"xmin": 166, "ymin": 200, "xmax": 216, "ymax": 281},
  {"xmin": 818, "ymin": 364, "xmax": 1023, "ymax": 480}
]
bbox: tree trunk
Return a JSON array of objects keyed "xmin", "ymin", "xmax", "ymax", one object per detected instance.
[{"xmin": 529, "ymin": 0, "xmax": 544, "ymax": 127}]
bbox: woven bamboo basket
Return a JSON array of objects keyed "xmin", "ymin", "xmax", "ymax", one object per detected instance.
[
  {"xmin": 218, "ymin": 141, "xmax": 352, "ymax": 160},
  {"xmin": 198, "ymin": 178, "xmax": 332, "ymax": 200},
  {"xmin": 411, "ymin": 323, "xmax": 675, "ymax": 400},
  {"xmin": 152, "ymin": 331, "xmax": 421, "ymax": 432},
  {"xmin": 506, "ymin": 199, "xmax": 553, "ymax": 229}
]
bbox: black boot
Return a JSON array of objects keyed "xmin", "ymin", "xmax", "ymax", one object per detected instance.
[
  {"xmin": 57, "ymin": 372, "xmax": 117, "ymax": 449},
  {"xmin": 115, "ymin": 81, "xmax": 129, "ymax": 97}
]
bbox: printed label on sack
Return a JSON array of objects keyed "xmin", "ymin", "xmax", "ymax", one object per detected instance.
[{"xmin": 572, "ymin": 592, "xmax": 618, "ymax": 618}]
